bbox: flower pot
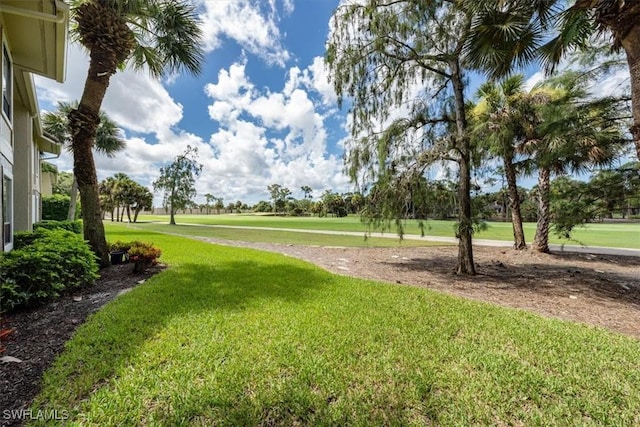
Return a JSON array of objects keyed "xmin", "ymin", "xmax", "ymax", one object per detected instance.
[
  {"xmin": 110, "ymin": 250, "xmax": 126, "ymax": 265},
  {"xmin": 131, "ymin": 258, "xmax": 154, "ymax": 273}
]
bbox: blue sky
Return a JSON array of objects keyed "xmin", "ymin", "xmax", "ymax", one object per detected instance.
[{"xmin": 34, "ymin": 0, "xmax": 630, "ymax": 206}]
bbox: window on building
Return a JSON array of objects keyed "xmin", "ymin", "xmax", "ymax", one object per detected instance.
[
  {"xmin": 2, "ymin": 46, "xmax": 11, "ymax": 121},
  {"xmin": 3, "ymin": 174, "xmax": 11, "ymax": 246}
]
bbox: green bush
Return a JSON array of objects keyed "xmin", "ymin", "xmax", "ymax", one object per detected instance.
[
  {"xmin": 14, "ymin": 221, "xmax": 82, "ymax": 249},
  {"xmin": 42, "ymin": 194, "xmax": 71, "ymax": 221},
  {"xmin": 34, "ymin": 219, "xmax": 82, "ymax": 234},
  {"xmin": 0, "ymin": 279, "xmax": 29, "ymax": 313},
  {"xmin": 108, "ymin": 240, "xmax": 133, "ymax": 253},
  {"xmin": 127, "ymin": 241, "xmax": 162, "ymax": 272},
  {"xmin": 14, "ymin": 230, "xmax": 44, "ymax": 250},
  {"xmin": 0, "ymin": 229, "xmax": 99, "ymax": 313}
]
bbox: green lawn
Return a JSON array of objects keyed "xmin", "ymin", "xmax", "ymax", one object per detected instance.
[
  {"xmin": 129, "ymin": 223, "xmax": 450, "ymax": 248},
  {"xmin": 31, "ymin": 223, "xmax": 640, "ymax": 425},
  {"xmin": 138, "ymin": 214, "xmax": 640, "ymax": 249}
]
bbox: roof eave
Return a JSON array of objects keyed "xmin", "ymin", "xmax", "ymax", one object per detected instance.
[{"xmin": 53, "ymin": 0, "xmax": 69, "ymax": 83}]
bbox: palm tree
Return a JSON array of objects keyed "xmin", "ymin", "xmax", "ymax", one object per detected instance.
[
  {"xmin": 42, "ymin": 101, "xmax": 125, "ymax": 222},
  {"xmin": 301, "ymin": 186, "xmax": 313, "ymax": 200},
  {"xmin": 130, "ymin": 184, "xmax": 153, "ymax": 222},
  {"xmin": 68, "ymin": 0, "xmax": 204, "ymax": 266},
  {"xmin": 521, "ymin": 73, "xmax": 627, "ymax": 252},
  {"xmin": 111, "ymin": 173, "xmax": 136, "ymax": 222},
  {"xmin": 472, "ymin": 75, "xmax": 529, "ymax": 250},
  {"xmin": 204, "ymin": 193, "xmax": 215, "ymax": 215},
  {"xmin": 465, "ymin": 0, "xmax": 640, "ymax": 161},
  {"xmin": 98, "ymin": 176, "xmax": 117, "ymax": 220}
]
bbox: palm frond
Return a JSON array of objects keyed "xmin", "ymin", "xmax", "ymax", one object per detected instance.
[
  {"xmin": 126, "ymin": 0, "xmax": 204, "ymax": 78},
  {"xmin": 465, "ymin": 8, "xmax": 544, "ymax": 79},
  {"xmin": 95, "ymin": 112, "xmax": 126, "ymax": 157},
  {"xmin": 538, "ymin": 6, "xmax": 596, "ymax": 74}
]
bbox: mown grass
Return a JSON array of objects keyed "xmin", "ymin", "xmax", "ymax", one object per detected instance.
[
  {"xmin": 129, "ymin": 223, "xmax": 450, "ymax": 248},
  {"xmin": 31, "ymin": 223, "xmax": 640, "ymax": 426},
  {"xmin": 139, "ymin": 214, "xmax": 640, "ymax": 249}
]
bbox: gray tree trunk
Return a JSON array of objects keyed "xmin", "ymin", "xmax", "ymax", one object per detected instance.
[
  {"xmin": 533, "ymin": 166, "xmax": 551, "ymax": 253},
  {"xmin": 67, "ymin": 177, "xmax": 78, "ymax": 221},
  {"xmin": 504, "ymin": 158, "xmax": 526, "ymax": 250},
  {"xmin": 451, "ymin": 59, "xmax": 475, "ymax": 275}
]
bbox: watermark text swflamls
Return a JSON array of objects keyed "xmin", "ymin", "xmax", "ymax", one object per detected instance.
[{"xmin": 2, "ymin": 409, "xmax": 69, "ymax": 421}]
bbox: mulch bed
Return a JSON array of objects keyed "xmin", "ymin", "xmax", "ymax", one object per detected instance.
[{"xmin": 0, "ymin": 263, "xmax": 164, "ymax": 427}]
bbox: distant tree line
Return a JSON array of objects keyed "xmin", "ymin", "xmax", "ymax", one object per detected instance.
[{"xmin": 98, "ymin": 174, "xmax": 153, "ymax": 223}]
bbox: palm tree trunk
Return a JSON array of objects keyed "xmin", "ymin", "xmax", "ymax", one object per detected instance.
[
  {"xmin": 616, "ymin": 13, "xmax": 640, "ymax": 161},
  {"xmin": 67, "ymin": 177, "xmax": 79, "ymax": 221},
  {"xmin": 504, "ymin": 158, "xmax": 526, "ymax": 249},
  {"xmin": 70, "ymin": 109, "xmax": 109, "ymax": 266},
  {"xmin": 625, "ymin": 47, "xmax": 640, "ymax": 161},
  {"xmin": 451, "ymin": 60, "xmax": 475, "ymax": 275},
  {"xmin": 533, "ymin": 166, "xmax": 551, "ymax": 253},
  {"xmin": 69, "ymin": 48, "xmax": 121, "ymax": 267}
]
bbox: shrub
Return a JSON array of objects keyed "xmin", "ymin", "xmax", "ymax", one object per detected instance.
[
  {"xmin": 108, "ymin": 240, "xmax": 133, "ymax": 253},
  {"xmin": 0, "ymin": 279, "xmax": 29, "ymax": 313},
  {"xmin": 14, "ymin": 221, "xmax": 81, "ymax": 249},
  {"xmin": 42, "ymin": 194, "xmax": 71, "ymax": 221},
  {"xmin": 0, "ymin": 229, "xmax": 99, "ymax": 313},
  {"xmin": 128, "ymin": 241, "xmax": 162, "ymax": 272},
  {"xmin": 34, "ymin": 220, "xmax": 82, "ymax": 234},
  {"xmin": 14, "ymin": 230, "xmax": 44, "ymax": 250}
]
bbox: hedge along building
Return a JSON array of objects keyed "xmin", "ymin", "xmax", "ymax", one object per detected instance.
[{"xmin": 0, "ymin": 0, "xmax": 69, "ymax": 251}]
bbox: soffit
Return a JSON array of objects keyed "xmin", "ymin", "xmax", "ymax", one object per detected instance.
[{"xmin": 1, "ymin": 0, "xmax": 68, "ymax": 83}]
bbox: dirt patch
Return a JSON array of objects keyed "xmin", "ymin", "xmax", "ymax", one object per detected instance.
[
  {"xmin": 0, "ymin": 264, "xmax": 164, "ymax": 427},
  {"xmin": 1, "ymin": 238, "xmax": 638, "ymax": 426}
]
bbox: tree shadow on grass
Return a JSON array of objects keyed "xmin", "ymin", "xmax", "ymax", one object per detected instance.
[
  {"xmin": 154, "ymin": 261, "xmax": 330, "ymax": 311},
  {"xmin": 32, "ymin": 259, "xmax": 332, "ymax": 414},
  {"xmin": 382, "ymin": 253, "xmax": 640, "ymax": 307}
]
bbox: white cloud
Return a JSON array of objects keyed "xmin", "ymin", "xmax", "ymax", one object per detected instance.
[
  {"xmin": 35, "ymin": 44, "xmax": 87, "ymax": 103},
  {"xmin": 525, "ymin": 57, "xmax": 630, "ymax": 98},
  {"xmin": 204, "ymin": 62, "xmax": 254, "ymax": 101},
  {"xmin": 102, "ymin": 75, "xmax": 183, "ymax": 134},
  {"xmin": 524, "ymin": 71, "xmax": 544, "ymax": 92},
  {"xmin": 35, "ymin": 44, "xmax": 184, "ymax": 135},
  {"xmin": 301, "ymin": 56, "xmax": 338, "ymax": 105},
  {"xmin": 198, "ymin": 0, "xmax": 291, "ymax": 67},
  {"xmin": 593, "ymin": 68, "xmax": 629, "ymax": 98},
  {"xmin": 203, "ymin": 60, "xmax": 349, "ymax": 203}
]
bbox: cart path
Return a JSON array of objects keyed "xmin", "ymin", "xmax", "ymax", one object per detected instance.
[{"xmin": 143, "ymin": 221, "xmax": 640, "ymax": 257}]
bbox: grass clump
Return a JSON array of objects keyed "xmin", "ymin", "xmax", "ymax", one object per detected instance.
[{"xmin": 30, "ymin": 224, "xmax": 640, "ymax": 425}]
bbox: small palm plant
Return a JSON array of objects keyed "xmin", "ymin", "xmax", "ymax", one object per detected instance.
[{"xmin": 42, "ymin": 101, "xmax": 125, "ymax": 221}]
